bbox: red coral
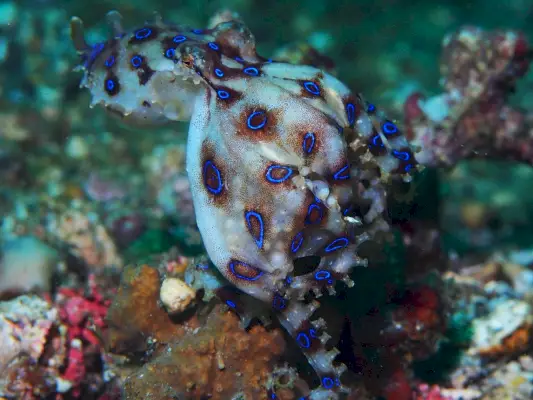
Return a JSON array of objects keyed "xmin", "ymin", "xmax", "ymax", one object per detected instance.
[
  {"xmin": 55, "ymin": 274, "xmax": 111, "ymax": 397},
  {"xmin": 414, "ymin": 383, "xmax": 452, "ymax": 400}
]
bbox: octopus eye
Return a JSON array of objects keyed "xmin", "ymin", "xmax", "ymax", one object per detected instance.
[{"xmin": 303, "ymin": 81, "xmax": 320, "ymax": 95}]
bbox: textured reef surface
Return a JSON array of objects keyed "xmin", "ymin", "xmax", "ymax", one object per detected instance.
[{"xmin": 1, "ymin": 2, "xmax": 533, "ymax": 400}]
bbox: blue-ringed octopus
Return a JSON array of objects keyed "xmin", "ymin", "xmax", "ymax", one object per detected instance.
[{"xmin": 70, "ymin": 11, "xmax": 419, "ymax": 399}]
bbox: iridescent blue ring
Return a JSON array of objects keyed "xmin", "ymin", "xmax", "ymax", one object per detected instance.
[
  {"xmin": 208, "ymin": 42, "xmax": 219, "ymax": 51},
  {"xmin": 303, "ymin": 81, "xmax": 320, "ymax": 95},
  {"xmin": 333, "ymin": 163, "xmax": 350, "ymax": 180},
  {"xmin": 296, "ymin": 332, "xmax": 311, "ymax": 348},
  {"xmin": 247, "ymin": 111, "xmax": 267, "ymax": 130},
  {"xmin": 322, "ymin": 377, "xmax": 335, "ymax": 389},
  {"xmin": 134, "ymin": 28, "xmax": 152, "ymax": 40},
  {"xmin": 173, "ymin": 35, "xmax": 187, "ymax": 43},
  {"xmin": 324, "ymin": 237, "xmax": 349, "ymax": 253},
  {"xmin": 290, "ymin": 231, "xmax": 304, "ymax": 253},
  {"xmin": 245, "ymin": 210, "xmax": 264, "ymax": 249},
  {"xmin": 382, "ymin": 121, "xmax": 398, "ymax": 135},
  {"xmin": 104, "ymin": 55, "xmax": 115, "ymax": 68},
  {"xmin": 302, "ymin": 132, "xmax": 315, "ymax": 154},
  {"xmin": 314, "ymin": 270, "xmax": 331, "ymax": 281},
  {"xmin": 346, "ymin": 103, "xmax": 355, "ymax": 125},
  {"xmin": 392, "ymin": 149, "xmax": 410, "ymax": 161},
  {"xmin": 165, "ymin": 48, "xmax": 175, "ymax": 59},
  {"xmin": 228, "ymin": 260, "xmax": 264, "ymax": 281},
  {"xmin": 226, "ymin": 300, "xmax": 236, "ymax": 308},
  {"xmin": 265, "ymin": 165, "xmax": 293, "ymax": 183},
  {"xmin": 214, "ymin": 68, "xmax": 224, "ymax": 77},
  {"xmin": 130, "ymin": 55, "xmax": 143, "ymax": 68},
  {"xmin": 243, "ymin": 67, "xmax": 259, "ymax": 76},
  {"xmin": 217, "ymin": 90, "xmax": 230, "ymax": 99},
  {"xmin": 202, "ymin": 160, "xmax": 223, "ymax": 195}
]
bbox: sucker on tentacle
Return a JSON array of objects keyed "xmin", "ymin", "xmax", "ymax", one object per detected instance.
[{"xmin": 71, "ymin": 11, "xmax": 419, "ymax": 398}]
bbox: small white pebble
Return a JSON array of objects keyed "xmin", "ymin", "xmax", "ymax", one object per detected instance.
[{"xmin": 160, "ymin": 277, "xmax": 196, "ymax": 314}]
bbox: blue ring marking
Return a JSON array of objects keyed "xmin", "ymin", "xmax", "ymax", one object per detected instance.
[
  {"xmin": 324, "ymin": 237, "xmax": 349, "ymax": 253},
  {"xmin": 285, "ymin": 276, "xmax": 293, "ymax": 286},
  {"xmin": 217, "ymin": 89, "xmax": 230, "ymax": 99},
  {"xmin": 229, "ymin": 260, "xmax": 264, "ymax": 281},
  {"xmin": 404, "ymin": 164, "xmax": 413, "ymax": 173},
  {"xmin": 367, "ymin": 103, "xmax": 376, "ymax": 113},
  {"xmin": 322, "ymin": 377, "xmax": 335, "ymax": 389},
  {"xmin": 245, "ymin": 211, "xmax": 264, "ymax": 249},
  {"xmin": 265, "ymin": 58, "xmax": 273, "ymax": 63},
  {"xmin": 371, "ymin": 134, "xmax": 384, "ymax": 148},
  {"xmin": 105, "ymin": 79, "xmax": 116, "ymax": 92},
  {"xmin": 392, "ymin": 149, "xmax": 411, "ymax": 161},
  {"xmin": 290, "ymin": 231, "xmax": 304, "ymax": 253},
  {"xmin": 382, "ymin": 121, "xmax": 398, "ymax": 135},
  {"xmin": 272, "ymin": 294, "xmax": 287, "ymax": 310},
  {"xmin": 246, "ymin": 111, "xmax": 267, "ymax": 130},
  {"xmin": 235, "ymin": 56, "xmax": 244, "ymax": 62},
  {"xmin": 305, "ymin": 203, "xmax": 323, "ymax": 225},
  {"xmin": 226, "ymin": 300, "xmax": 236, "ymax": 308},
  {"xmin": 243, "ymin": 66, "xmax": 259, "ymax": 76},
  {"xmin": 303, "ymin": 81, "xmax": 320, "ymax": 95},
  {"xmin": 214, "ymin": 68, "xmax": 224, "ymax": 77},
  {"xmin": 208, "ymin": 42, "xmax": 219, "ymax": 51},
  {"xmin": 192, "ymin": 29, "xmax": 203, "ymax": 34},
  {"xmin": 265, "ymin": 165, "xmax": 293, "ymax": 183},
  {"xmin": 165, "ymin": 48, "xmax": 175, "ymax": 59},
  {"xmin": 302, "ymin": 132, "xmax": 316, "ymax": 154},
  {"xmin": 104, "ymin": 55, "xmax": 115, "ymax": 68},
  {"xmin": 202, "ymin": 160, "xmax": 223, "ymax": 195},
  {"xmin": 346, "ymin": 103, "xmax": 355, "ymax": 125},
  {"xmin": 296, "ymin": 332, "xmax": 311, "ymax": 348},
  {"xmin": 309, "ymin": 328, "xmax": 318, "ymax": 338},
  {"xmin": 314, "ymin": 270, "xmax": 331, "ymax": 281},
  {"xmin": 134, "ymin": 28, "xmax": 152, "ymax": 40},
  {"xmin": 333, "ymin": 163, "xmax": 350, "ymax": 180},
  {"xmin": 173, "ymin": 35, "xmax": 187, "ymax": 43},
  {"xmin": 130, "ymin": 55, "xmax": 143, "ymax": 68}
]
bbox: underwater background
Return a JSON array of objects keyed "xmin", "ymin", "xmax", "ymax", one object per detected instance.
[{"xmin": 1, "ymin": 0, "xmax": 533, "ymax": 399}]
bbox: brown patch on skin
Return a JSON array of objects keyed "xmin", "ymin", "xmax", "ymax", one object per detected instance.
[
  {"xmin": 103, "ymin": 72, "xmax": 120, "ymax": 96},
  {"xmin": 127, "ymin": 53, "xmax": 156, "ymax": 85},
  {"xmin": 235, "ymin": 107, "xmax": 281, "ymax": 142},
  {"xmin": 200, "ymin": 141, "xmax": 230, "ymax": 208},
  {"xmin": 227, "ymin": 259, "xmax": 265, "ymax": 282}
]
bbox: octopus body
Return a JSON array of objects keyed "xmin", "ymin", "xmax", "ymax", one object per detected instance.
[{"xmin": 71, "ymin": 11, "xmax": 418, "ymax": 399}]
